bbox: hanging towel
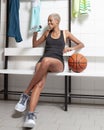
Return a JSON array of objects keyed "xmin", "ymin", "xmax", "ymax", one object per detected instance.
[
  {"xmin": 8, "ymin": 0, "xmax": 22, "ymax": 42},
  {"xmin": 0, "ymin": 0, "xmax": 1, "ymax": 30},
  {"xmin": 80, "ymin": 0, "xmax": 91, "ymax": 15},
  {"xmin": 72, "ymin": 0, "xmax": 80, "ymax": 18},
  {"xmin": 30, "ymin": 0, "xmax": 42, "ymax": 32}
]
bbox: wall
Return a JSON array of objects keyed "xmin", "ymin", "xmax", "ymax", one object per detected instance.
[
  {"xmin": 71, "ymin": 0, "xmax": 104, "ymax": 104},
  {"xmin": 0, "ymin": 0, "xmax": 104, "ymax": 104},
  {"xmin": 0, "ymin": 0, "xmax": 6, "ymax": 93}
]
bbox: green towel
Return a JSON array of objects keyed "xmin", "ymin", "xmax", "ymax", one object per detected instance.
[
  {"xmin": 80, "ymin": 0, "xmax": 91, "ymax": 14},
  {"xmin": 72, "ymin": 0, "xmax": 91, "ymax": 18},
  {"xmin": 72, "ymin": 0, "xmax": 80, "ymax": 18}
]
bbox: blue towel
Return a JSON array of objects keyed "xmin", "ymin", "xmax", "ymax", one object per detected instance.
[
  {"xmin": 8, "ymin": 0, "xmax": 22, "ymax": 42},
  {"xmin": 30, "ymin": 0, "xmax": 42, "ymax": 32},
  {"xmin": 0, "ymin": 0, "xmax": 1, "ymax": 30}
]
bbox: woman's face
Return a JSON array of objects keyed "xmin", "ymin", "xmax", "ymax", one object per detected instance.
[{"xmin": 48, "ymin": 16, "xmax": 59, "ymax": 30}]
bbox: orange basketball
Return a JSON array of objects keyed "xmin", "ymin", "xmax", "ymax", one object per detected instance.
[{"xmin": 68, "ymin": 53, "xmax": 87, "ymax": 73}]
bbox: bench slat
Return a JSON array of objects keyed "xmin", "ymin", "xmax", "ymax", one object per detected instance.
[
  {"xmin": 4, "ymin": 48, "xmax": 44, "ymax": 56},
  {"xmin": 0, "ymin": 69, "xmax": 63, "ymax": 75},
  {"xmin": 4, "ymin": 47, "xmax": 104, "ymax": 57},
  {"xmin": 4, "ymin": 48, "xmax": 76, "ymax": 56},
  {"xmin": 0, "ymin": 69, "xmax": 69, "ymax": 75},
  {"xmin": 1, "ymin": 69, "xmax": 104, "ymax": 77}
]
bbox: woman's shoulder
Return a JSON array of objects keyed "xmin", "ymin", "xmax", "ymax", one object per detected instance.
[
  {"xmin": 63, "ymin": 30, "xmax": 70, "ymax": 33},
  {"xmin": 62, "ymin": 30, "xmax": 70, "ymax": 36},
  {"xmin": 63, "ymin": 30, "xmax": 71, "ymax": 37},
  {"xmin": 43, "ymin": 29, "xmax": 51, "ymax": 38}
]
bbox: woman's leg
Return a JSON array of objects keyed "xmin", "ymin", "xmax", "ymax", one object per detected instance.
[
  {"xmin": 23, "ymin": 74, "xmax": 47, "ymax": 128},
  {"xmin": 24, "ymin": 57, "xmax": 64, "ymax": 94},
  {"xmin": 15, "ymin": 63, "xmax": 43, "ymax": 112},
  {"xmin": 15, "ymin": 63, "xmax": 47, "ymax": 113},
  {"xmin": 23, "ymin": 58, "xmax": 64, "ymax": 128},
  {"xmin": 15, "ymin": 58, "xmax": 64, "ymax": 112},
  {"xmin": 29, "ymin": 74, "xmax": 47, "ymax": 112},
  {"xmin": 23, "ymin": 77, "xmax": 47, "ymax": 128}
]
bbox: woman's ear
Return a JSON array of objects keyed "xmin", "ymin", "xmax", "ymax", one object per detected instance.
[{"xmin": 56, "ymin": 19, "xmax": 59, "ymax": 24}]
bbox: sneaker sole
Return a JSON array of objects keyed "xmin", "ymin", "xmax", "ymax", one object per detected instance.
[
  {"xmin": 15, "ymin": 106, "xmax": 25, "ymax": 112},
  {"xmin": 23, "ymin": 122, "xmax": 35, "ymax": 128}
]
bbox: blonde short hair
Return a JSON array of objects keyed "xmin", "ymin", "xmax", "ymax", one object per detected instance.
[{"xmin": 49, "ymin": 13, "xmax": 61, "ymax": 23}]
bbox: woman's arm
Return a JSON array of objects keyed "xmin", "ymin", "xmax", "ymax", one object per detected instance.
[
  {"xmin": 63, "ymin": 30, "xmax": 84, "ymax": 53},
  {"xmin": 32, "ymin": 30, "xmax": 49, "ymax": 47}
]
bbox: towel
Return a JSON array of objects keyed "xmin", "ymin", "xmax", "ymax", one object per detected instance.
[
  {"xmin": 0, "ymin": 0, "xmax": 1, "ymax": 30},
  {"xmin": 72, "ymin": 0, "xmax": 80, "ymax": 18},
  {"xmin": 80, "ymin": 0, "xmax": 91, "ymax": 15},
  {"xmin": 72, "ymin": 0, "xmax": 91, "ymax": 18},
  {"xmin": 8, "ymin": 0, "xmax": 22, "ymax": 42},
  {"xmin": 30, "ymin": 0, "xmax": 42, "ymax": 32}
]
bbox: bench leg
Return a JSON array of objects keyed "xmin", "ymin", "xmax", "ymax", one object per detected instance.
[
  {"xmin": 65, "ymin": 76, "xmax": 68, "ymax": 111},
  {"xmin": 69, "ymin": 76, "xmax": 71, "ymax": 104},
  {"xmin": 4, "ymin": 74, "xmax": 8, "ymax": 100}
]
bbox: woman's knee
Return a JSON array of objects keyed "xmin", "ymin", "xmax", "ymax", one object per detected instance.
[{"xmin": 41, "ymin": 58, "xmax": 51, "ymax": 68}]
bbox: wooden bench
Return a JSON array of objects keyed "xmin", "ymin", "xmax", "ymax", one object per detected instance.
[{"xmin": 0, "ymin": 47, "xmax": 104, "ymax": 111}]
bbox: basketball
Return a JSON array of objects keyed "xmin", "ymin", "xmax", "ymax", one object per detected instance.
[{"xmin": 68, "ymin": 53, "xmax": 87, "ymax": 73}]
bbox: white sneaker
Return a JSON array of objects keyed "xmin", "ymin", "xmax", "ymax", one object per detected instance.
[
  {"xmin": 23, "ymin": 112, "xmax": 36, "ymax": 128},
  {"xmin": 15, "ymin": 93, "xmax": 29, "ymax": 112}
]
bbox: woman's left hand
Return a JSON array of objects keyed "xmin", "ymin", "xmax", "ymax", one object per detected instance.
[{"xmin": 63, "ymin": 47, "xmax": 74, "ymax": 53}]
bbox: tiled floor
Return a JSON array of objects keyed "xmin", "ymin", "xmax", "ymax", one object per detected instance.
[{"xmin": 0, "ymin": 100, "xmax": 104, "ymax": 130}]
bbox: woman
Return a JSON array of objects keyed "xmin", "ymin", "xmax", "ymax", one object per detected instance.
[{"xmin": 15, "ymin": 13, "xmax": 84, "ymax": 128}]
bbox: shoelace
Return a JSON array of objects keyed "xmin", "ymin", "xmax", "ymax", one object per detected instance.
[
  {"xmin": 20, "ymin": 95, "xmax": 28, "ymax": 105},
  {"xmin": 28, "ymin": 113, "xmax": 37, "ymax": 120}
]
